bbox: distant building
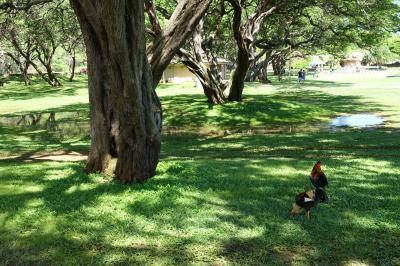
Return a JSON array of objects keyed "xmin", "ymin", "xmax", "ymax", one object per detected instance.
[
  {"xmin": 161, "ymin": 58, "xmax": 230, "ymax": 83},
  {"xmin": 340, "ymin": 51, "xmax": 365, "ymax": 68}
]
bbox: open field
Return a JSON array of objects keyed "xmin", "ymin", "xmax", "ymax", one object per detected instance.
[{"xmin": 0, "ymin": 71, "xmax": 400, "ymax": 265}]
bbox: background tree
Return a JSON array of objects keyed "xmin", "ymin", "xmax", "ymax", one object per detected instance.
[
  {"xmin": 57, "ymin": 1, "xmax": 84, "ymax": 81},
  {"xmin": 388, "ymin": 34, "xmax": 400, "ymax": 56},
  {"xmin": 0, "ymin": 17, "xmax": 35, "ymax": 85},
  {"xmin": 225, "ymin": 0, "xmax": 278, "ymax": 101},
  {"xmin": 29, "ymin": 3, "xmax": 63, "ymax": 86},
  {"xmin": 0, "ymin": 3, "xmax": 64, "ymax": 86},
  {"xmin": 176, "ymin": 1, "xmax": 232, "ymax": 104},
  {"xmin": 362, "ymin": 43, "xmax": 399, "ymax": 67},
  {"xmin": 251, "ymin": 1, "xmax": 400, "ymax": 82},
  {"xmin": 149, "ymin": 0, "xmax": 399, "ymax": 104}
]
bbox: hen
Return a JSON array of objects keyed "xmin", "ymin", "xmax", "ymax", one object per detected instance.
[{"xmin": 290, "ymin": 187, "xmax": 326, "ymax": 219}]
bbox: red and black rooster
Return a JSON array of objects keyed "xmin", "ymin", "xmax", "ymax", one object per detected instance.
[
  {"xmin": 290, "ymin": 161, "xmax": 329, "ymax": 219},
  {"xmin": 310, "ymin": 161, "xmax": 328, "ymax": 188}
]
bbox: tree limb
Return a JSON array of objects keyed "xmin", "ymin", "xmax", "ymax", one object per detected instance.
[{"xmin": 148, "ymin": 0, "xmax": 212, "ymax": 88}]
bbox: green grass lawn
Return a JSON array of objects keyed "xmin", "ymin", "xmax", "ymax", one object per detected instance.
[{"xmin": 0, "ymin": 71, "xmax": 400, "ymax": 265}]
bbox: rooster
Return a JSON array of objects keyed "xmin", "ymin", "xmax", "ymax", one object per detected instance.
[
  {"xmin": 310, "ymin": 161, "xmax": 328, "ymax": 188},
  {"xmin": 310, "ymin": 161, "xmax": 329, "ymax": 203},
  {"xmin": 290, "ymin": 161, "xmax": 330, "ymax": 219}
]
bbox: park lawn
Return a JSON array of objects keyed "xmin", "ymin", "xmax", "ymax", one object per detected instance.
[
  {"xmin": 0, "ymin": 72, "xmax": 400, "ymax": 265},
  {"xmin": 1, "ymin": 70, "xmax": 399, "ymax": 132},
  {"xmin": 0, "ymin": 75, "xmax": 88, "ymax": 115}
]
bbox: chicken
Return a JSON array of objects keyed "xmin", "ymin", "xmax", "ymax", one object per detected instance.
[
  {"xmin": 290, "ymin": 187, "xmax": 326, "ymax": 219},
  {"xmin": 310, "ymin": 161, "xmax": 328, "ymax": 188},
  {"xmin": 310, "ymin": 161, "xmax": 329, "ymax": 203}
]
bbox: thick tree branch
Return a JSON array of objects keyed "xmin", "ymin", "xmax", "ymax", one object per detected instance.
[
  {"xmin": 148, "ymin": 0, "xmax": 212, "ymax": 88},
  {"xmin": 145, "ymin": 0, "xmax": 162, "ymax": 37},
  {"xmin": 227, "ymin": 0, "xmax": 278, "ymax": 101}
]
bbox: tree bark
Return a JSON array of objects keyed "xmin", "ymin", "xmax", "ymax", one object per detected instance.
[
  {"xmin": 227, "ymin": 0, "xmax": 276, "ymax": 101},
  {"xmin": 68, "ymin": 55, "xmax": 76, "ymax": 82},
  {"xmin": 71, "ymin": 0, "xmax": 161, "ymax": 182},
  {"xmin": 22, "ymin": 60, "xmax": 31, "ymax": 85},
  {"xmin": 272, "ymin": 53, "xmax": 286, "ymax": 81},
  {"xmin": 147, "ymin": 0, "xmax": 212, "ymax": 88},
  {"xmin": 245, "ymin": 49, "xmax": 267, "ymax": 82},
  {"xmin": 46, "ymin": 64, "xmax": 62, "ymax": 86},
  {"xmin": 5, "ymin": 52, "xmax": 32, "ymax": 85},
  {"xmin": 228, "ymin": 51, "xmax": 250, "ymax": 101},
  {"xmin": 259, "ymin": 59, "xmax": 272, "ymax": 84},
  {"xmin": 177, "ymin": 19, "xmax": 226, "ymax": 104},
  {"xmin": 249, "ymin": 50, "xmax": 272, "ymax": 83},
  {"xmin": 178, "ymin": 48, "xmax": 226, "ymax": 104},
  {"xmin": 70, "ymin": 0, "xmax": 211, "ymax": 182}
]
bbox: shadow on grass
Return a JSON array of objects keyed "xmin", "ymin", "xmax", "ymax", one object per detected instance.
[
  {"xmin": 0, "ymin": 103, "xmax": 90, "ymax": 158},
  {"xmin": 1, "ymin": 103, "xmax": 90, "ymax": 123},
  {"xmin": 1, "ymin": 128, "xmax": 400, "ymax": 264},
  {"xmin": 161, "ymin": 89, "xmax": 382, "ymax": 130},
  {"xmin": 246, "ymin": 78, "xmax": 353, "ymax": 89},
  {"xmin": 161, "ymin": 128, "xmax": 400, "ymax": 160},
  {"xmin": 1, "ymin": 87, "xmax": 381, "ymax": 138},
  {"xmin": 0, "ymin": 123, "xmax": 89, "ymax": 159}
]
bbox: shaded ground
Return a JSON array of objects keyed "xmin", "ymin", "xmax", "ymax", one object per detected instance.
[
  {"xmin": 1, "ymin": 131, "xmax": 399, "ymax": 265},
  {"xmin": 1, "ymin": 150, "xmax": 87, "ymax": 162}
]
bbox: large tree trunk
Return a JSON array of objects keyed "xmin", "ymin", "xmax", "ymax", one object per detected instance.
[
  {"xmin": 71, "ymin": 0, "xmax": 211, "ymax": 182},
  {"xmin": 71, "ymin": 0, "xmax": 161, "ymax": 182}
]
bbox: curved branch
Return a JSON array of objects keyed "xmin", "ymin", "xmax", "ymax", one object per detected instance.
[{"xmin": 148, "ymin": 0, "xmax": 212, "ymax": 88}]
